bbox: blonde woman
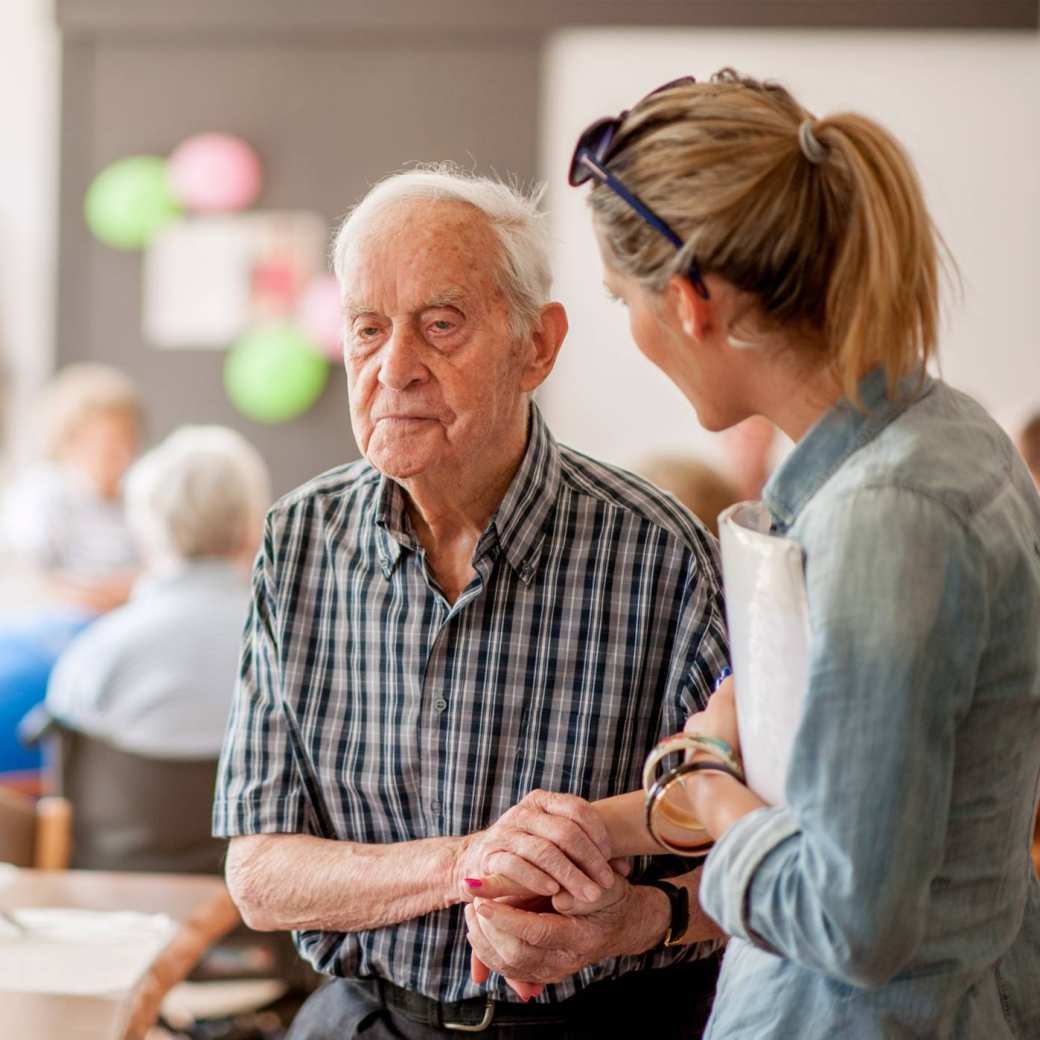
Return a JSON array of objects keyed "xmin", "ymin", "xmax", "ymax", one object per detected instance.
[{"xmin": 464, "ymin": 71, "xmax": 1040, "ymax": 1037}]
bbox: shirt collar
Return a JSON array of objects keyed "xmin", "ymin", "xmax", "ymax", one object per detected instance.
[
  {"xmin": 373, "ymin": 402, "xmax": 561, "ymax": 584},
  {"xmin": 764, "ymin": 367, "xmax": 935, "ymax": 531}
]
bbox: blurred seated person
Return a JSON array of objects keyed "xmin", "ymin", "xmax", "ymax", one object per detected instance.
[
  {"xmin": 2, "ymin": 363, "xmax": 143, "ymax": 614},
  {"xmin": 0, "ymin": 364, "xmax": 142, "ymax": 780},
  {"xmin": 640, "ymin": 456, "xmax": 739, "ymax": 538},
  {"xmin": 44, "ymin": 425, "xmax": 270, "ymax": 870},
  {"xmin": 1018, "ymin": 412, "xmax": 1040, "ymax": 490}
]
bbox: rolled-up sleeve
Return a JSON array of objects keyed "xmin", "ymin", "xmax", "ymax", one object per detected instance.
[
  {"xmin": 213, "ymin": 517, "xmax": 308, "ymax": 837},
  {"xmin": 700, "ymin": 486, "xmax": 987, "ymax": 988}
]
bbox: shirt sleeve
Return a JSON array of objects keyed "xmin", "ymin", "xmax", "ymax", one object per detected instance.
[
  {"xmin": 699, "ymin": 486, "xmax": 988, "ymax": 988},
  {"xmin": 666, "ymin": 533, "xmax": 730, "ymax": 718},
  {"xmin": 212, "ymin": 517, "xmax": 309, "ymax": 837}
]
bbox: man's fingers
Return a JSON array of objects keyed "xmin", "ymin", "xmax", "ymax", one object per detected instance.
[
  {"xmin": 465, "ymin": 903, "xmax": 535, "ymax": 978},
  {"xmin": 502, "ymin": 834, "xmax": 603, "ymax": 903},
  {"xmin": 475, "ymin": 898, "xmax": 576, "ymax": 951},
  {"xmin": 525, "ymin": 790, "xmax": 612, "ymax": 860},
  {"xmin": 515, "ymin": 808, "xmax": 615, "ymax": 889},
  {"xmin": 480, "ymin": 851, "xmax": 561, "ymax": 897},
  {"xmin": 551, "ymin": 876, "xmax": 626, "ymax": 917}
]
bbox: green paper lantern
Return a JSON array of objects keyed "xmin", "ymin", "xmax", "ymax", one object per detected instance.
[
  {"xmin": 224, "ymin": 324, "xmax": 330, "ymax": 424},
  {"xmin": 84, "ymin": 155, "xmax": 182, "ymax": 250}
]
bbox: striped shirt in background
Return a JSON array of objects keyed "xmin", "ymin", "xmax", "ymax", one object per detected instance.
[{"xmin": 214, "ymin": 404, "xmax": 729, "ymax": 1004}]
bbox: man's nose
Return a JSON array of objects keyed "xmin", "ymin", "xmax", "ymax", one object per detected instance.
[{"xmin": 378, "ymin": 326, "xmax": 428, "ymax": 391}]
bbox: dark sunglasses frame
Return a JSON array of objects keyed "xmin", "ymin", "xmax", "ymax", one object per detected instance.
[{"xmin": 568, "ymin": 77, "xmax": 710, "ymax": 300}]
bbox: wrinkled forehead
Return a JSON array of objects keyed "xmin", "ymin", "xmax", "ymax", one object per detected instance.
[{"xmin": 341, "ymin": 198, "xmax": 504, "ymax": 315}]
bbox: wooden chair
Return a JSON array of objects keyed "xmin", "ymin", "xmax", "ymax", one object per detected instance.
[{"xmin": 0, "ymin": 786, "xmax": 72, "ymax": 869}]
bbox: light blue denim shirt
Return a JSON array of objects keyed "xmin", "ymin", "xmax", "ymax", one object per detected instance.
[{"xmin": 700, "ymin": 370, "xmax": 1040, "ymax": 1038}]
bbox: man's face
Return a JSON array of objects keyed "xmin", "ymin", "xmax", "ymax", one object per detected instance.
[{"xmin": 341, "ymin": 200, "xmax": 527, "ymax": 482}]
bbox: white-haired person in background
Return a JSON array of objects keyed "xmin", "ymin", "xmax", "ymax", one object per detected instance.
[{"xmin": 46, "ymin": 425, "xmax": 270, "ymax": 762}]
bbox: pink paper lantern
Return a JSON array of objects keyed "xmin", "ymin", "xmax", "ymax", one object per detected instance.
[
  {"xmin": 296, "ymin": 275, "xmax": 345, "ymax": 359},
  {"xmin": 168, "ymin": 133, "xmax": 262, "ymax": 214}
]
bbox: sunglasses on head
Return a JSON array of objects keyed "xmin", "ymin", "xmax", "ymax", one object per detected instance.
[{"xmin": 568, "ymin": 76, "xmax": 710, "ymax": 300}]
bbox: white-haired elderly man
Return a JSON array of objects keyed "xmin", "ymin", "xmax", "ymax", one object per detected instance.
[{"xmin": 214, "ymin": 168, "xmax": 729, "ymax": 1039}]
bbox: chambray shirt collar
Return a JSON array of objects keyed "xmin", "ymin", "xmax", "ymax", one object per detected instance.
[
  {"xmin": 764, "ymin": 367, "xmax": 935, "ymax": 531},
  {"xmin": 373, "ymin": 403, "xmax": 561, "ymax": 584}
]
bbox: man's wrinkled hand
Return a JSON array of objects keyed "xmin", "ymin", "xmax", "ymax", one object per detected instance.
[
  {"xmin": 453, "ymin": 790, "xmax": 615, "ymax": 906},
  {"xmin": 463, "ymin": 875, "xmax": 659, "ymax": 987}
]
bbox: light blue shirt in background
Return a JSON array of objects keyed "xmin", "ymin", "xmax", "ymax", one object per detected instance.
[
  {"xmin": 47, "ymin": 559, "xmax": 250, "ymax": 759},
  {"xmin": 701, "ymin": 370, "xmax": 1040, "ymax": 1038}
]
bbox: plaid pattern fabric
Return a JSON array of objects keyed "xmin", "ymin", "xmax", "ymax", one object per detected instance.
[{"xmin": 214, "ymin": 405, "xmax": 729, "ymax": 1003}]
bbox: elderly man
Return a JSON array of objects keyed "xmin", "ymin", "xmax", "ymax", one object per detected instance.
[{"xmin": 214, "ymin": 168, "xmax": 728, "ymax": 1039}]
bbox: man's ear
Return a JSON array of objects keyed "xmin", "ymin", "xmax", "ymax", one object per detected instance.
[
  {"xmin": 519, "ymin": 302, "xmax": 569, "ymax": 393},
  {"xmin": 665, "ymin": 274, "xmax": 714, "ymax": 344}
]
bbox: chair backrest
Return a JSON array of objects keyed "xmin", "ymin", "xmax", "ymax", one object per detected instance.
[
  {"xmin": 50, "ymin": 727, "xmax": 225, "ymax": 874},
  {"xmin": 0, "ymin": 786, "xmax": 72, "ymax": 868}
]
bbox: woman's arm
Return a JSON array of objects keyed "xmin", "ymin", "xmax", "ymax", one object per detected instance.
[{"xmin": 698, "ymin": 487, "xmax": 988, "ymax": 988}]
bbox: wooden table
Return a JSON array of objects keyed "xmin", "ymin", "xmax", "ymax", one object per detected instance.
[{"xmin": 0, "ymin": 869, "xmax": 240, "ymax": 1040}]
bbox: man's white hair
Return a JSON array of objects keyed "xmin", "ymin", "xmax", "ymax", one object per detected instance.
[
  {"xmin": 124, "ymin": 426, "xmax": 271, "ymax": 565},
  {"xmin": 331, "ymin": 164, "xmax": 552, "ymax": 342}
]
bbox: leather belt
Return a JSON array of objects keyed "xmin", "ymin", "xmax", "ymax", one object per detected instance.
[{"xmin": 376, "ymin": 978, "xmax": 570, "ymax": 1032}]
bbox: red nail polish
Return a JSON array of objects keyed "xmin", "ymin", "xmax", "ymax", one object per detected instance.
[{"xmin": 464, "ymin": 878, "xmax": 483, "ymax": 889}]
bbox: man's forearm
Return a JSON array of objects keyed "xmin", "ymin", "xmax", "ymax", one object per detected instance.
[{"xmin": 226, "ymin": 832, "xmax": 466, "ymax": 933}]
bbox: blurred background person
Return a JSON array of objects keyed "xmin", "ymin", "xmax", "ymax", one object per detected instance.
[
  {"xmin": 639, "ymin": 455, "xmax": 740, "ymax": 537},
  {"xmin": 1018, "ymin": 412, "xmax": 1040, "ymax": 490},
  {"xmin": 44, "ymin": 424, "xmax": 269, "ymax": 872},
  {"xmin": 2, "ymin": 362, "xmax": 141, "ymax": 614},
  {"xmin": 0, "ymin": 362, "xmax": 142, "ymax": 782}
]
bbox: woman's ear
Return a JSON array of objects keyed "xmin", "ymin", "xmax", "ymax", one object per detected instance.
[{"xmin": 666, "ymin": 274, "xmax": 714, "ymax": 344}]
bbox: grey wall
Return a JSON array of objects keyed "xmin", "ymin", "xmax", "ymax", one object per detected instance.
[{"xmin": 54, "ymin": 0, "xmax": 1038, "ymax": 496}]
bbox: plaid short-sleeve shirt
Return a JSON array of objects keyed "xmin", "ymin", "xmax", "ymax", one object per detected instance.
[{"xmin": 214, "ymin": 405, "xmax": 729, "ymax": 1004}]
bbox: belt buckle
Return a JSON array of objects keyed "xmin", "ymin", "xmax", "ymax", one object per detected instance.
[{"xmin": 443, "ymin": 998, "xmax": 495, "ymax": 1032}]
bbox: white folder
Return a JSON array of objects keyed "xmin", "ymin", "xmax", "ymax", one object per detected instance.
[{"xmin": 718, "ymin": 502, "xmax": 811, "ymax": 806}]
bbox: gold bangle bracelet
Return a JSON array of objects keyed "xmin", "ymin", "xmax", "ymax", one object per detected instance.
[{"xmin": 641, "ymin": 733, "xmax": 744, "ymax": 796}]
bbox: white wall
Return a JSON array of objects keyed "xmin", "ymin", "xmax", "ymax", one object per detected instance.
[
  {"xmin": 0, "ymin": 0, "xmax": 59, "ymax": 468},
  {"xmin": 539, "ymin": 29, "xmax": 1040, "ymax": 472}
]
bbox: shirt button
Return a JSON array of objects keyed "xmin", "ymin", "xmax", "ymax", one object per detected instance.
[
  {"xmin": 430, "ymin": 799, "xmax": 442, "ymax": 813},
  {"xmin": 433, "ymin": 697, "xmax": 448, "ymax": 712}
]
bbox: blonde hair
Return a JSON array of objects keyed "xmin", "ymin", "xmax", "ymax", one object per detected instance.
[
  {"xmin": 640, "ymin": 456, "xmax": 740, "ymax": 538},
  {"xmin": 124, "ymin": 426, "xmax": 271, "ymax": 563},
  {"xmin": 40, "ymin": 363, "xmax": 142, "ymax": 460},
  {"xmin": 589, "ymin": 69, "xmax": 948, "ymax": 402}
]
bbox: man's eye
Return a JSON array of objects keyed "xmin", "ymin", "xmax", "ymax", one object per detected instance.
[
  {"xmin": 428, "ymin": 319, "xmax": 458, "ymax": 336},
  {"xmin": 356, "ymin": 326, "xmax": 381, "ymax": 339}
]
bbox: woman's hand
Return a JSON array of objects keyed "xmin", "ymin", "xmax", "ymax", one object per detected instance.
[{"xmin": 683, "ymin": 675, "xmax": 740, "ymax": 754}]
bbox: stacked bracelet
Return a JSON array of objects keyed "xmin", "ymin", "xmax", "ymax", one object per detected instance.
[
  {"xmin": 641, "ymin": 733, "xmax": 745, "ymax": 794},
  {"xmin": 642, "ymin": 733, "xmax": 745, "ymax": 857},
  {"xmin": 645, "ymin": 759, "xmax": 746, "ymax": 856}
]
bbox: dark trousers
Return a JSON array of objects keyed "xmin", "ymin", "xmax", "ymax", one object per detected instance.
[{"xmin": 287, "ymin": 956, "xmax": 719, "ymax": 1039}]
